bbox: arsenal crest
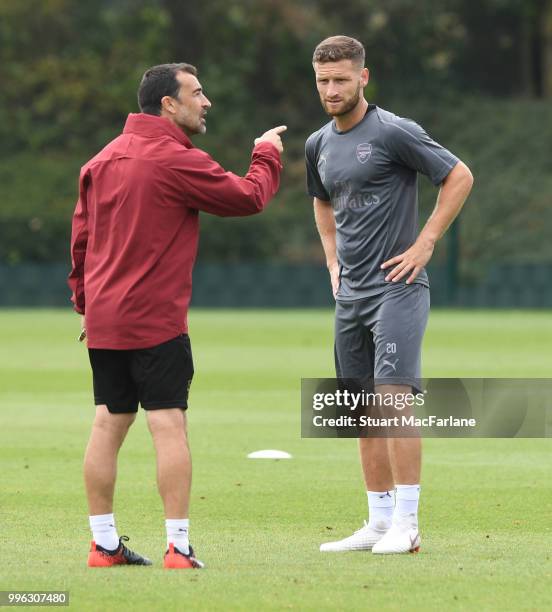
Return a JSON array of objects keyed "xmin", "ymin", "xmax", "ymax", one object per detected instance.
[{"xmin": 356, "ymin": 143, "xmax": 372, "ymax": 164}]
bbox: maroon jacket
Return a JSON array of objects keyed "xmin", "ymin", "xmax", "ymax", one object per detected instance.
[{"xmin": 68, "ymin": 113, "xmax": 282, "ymax": 349}]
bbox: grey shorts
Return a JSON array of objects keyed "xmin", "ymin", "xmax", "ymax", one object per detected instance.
[{"xmin": 334, "ymin": 283, "xmax": 430, "ymax": 392}]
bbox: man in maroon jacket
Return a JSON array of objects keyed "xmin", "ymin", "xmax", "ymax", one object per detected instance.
[{"xmin": 68, "ymin": 62, "xmax": 285, "ymax": 569}]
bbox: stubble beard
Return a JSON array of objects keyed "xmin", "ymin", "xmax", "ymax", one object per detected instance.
[
  {"xmin": 178, "ymin": 117, "xmax": 206, "ymax": 137},
  {"xmin": 322, "ymin": 83, "xmax": 362, "ymax": 117}
]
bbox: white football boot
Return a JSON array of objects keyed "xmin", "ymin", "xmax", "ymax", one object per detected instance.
[
  {"xmin": 371, "ymin": 513, "xmax": 421, "ymax": 554},
  {"xmin": 320, "ymin": 520, "xmax": 389, "ymax": 552}
]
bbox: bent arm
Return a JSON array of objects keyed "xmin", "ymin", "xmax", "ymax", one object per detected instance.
[
  {"xmin": 382, "ymin": 160, "xmax": 474, "ymax": 283},
  {"xmin": 177, "ymin": 142, "xmax": 283, "ymax": 217},
  {"xmin": 418, "ymin": 160, "xmax": 474, "ymax": 245}
]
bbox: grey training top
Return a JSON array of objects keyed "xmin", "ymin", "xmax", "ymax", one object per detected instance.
[{"xmin": 305, "ymin": 104, "xmax": 459, "ymax": 301}]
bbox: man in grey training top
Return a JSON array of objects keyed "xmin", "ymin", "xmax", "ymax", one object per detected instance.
[{"xmin": 306, "ymin": 36, "xmax": 473, "ymax": 554}]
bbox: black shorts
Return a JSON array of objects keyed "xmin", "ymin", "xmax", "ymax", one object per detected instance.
[{"xmin": 88, "ymin": 334, "xmax": 194, "ymax": 414}]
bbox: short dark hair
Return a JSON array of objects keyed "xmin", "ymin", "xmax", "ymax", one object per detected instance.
[
  {"xmin": 312, "ymin": 36, "xmax": 365, "ymax": 67},
  {"xmin": 137, "ymin": 63, "xmax": 198, "ymax": 115}
]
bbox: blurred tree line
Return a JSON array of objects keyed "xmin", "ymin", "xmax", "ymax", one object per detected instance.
[{"xmin": 1, "ymin": 0, "xmax": 552, "ymax": 277}]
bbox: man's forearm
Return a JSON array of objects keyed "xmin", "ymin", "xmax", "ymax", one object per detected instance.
[
  {"xmin": 313, "ymin": 198, "xmax": 337, "ymax": 268},
  {"xmin": 381, "ymin": 161, "xmax": 473, "ymax": 284},
  {"xmin": 419, "ymin": 161, "xmax": 474, "ymax": 245}
]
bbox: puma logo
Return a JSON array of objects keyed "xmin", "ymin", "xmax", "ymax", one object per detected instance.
[
  {"xmin": 382, "ymin": 358, "xmax": 399, "ymax": 372},
  {"xmin": 409, "ymin": 533, "xmax": 420, "ymax": 552}
]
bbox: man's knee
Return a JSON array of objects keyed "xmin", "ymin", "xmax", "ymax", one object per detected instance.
[
  {"xmin": 94, "ymin": 405, "xmax": 137, "ymax": 433},
  {"xmin": 146, "ymin": 408, "xmax": 187, "ymax": 437}
]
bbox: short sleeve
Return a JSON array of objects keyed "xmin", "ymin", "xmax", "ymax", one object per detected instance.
[
  {"xmin": 305, "ymin": 135, "xmax": 330, "ymax": 201},
  {"xmin": 384, "ymin": 117, "xmax": 459, "ymax": 186}
]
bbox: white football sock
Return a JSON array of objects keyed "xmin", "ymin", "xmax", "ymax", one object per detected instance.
[
  {"xmin": 367, "ymin": 490, "xmax": 395, "ymax": 529},
  {"xmin": 89, "ymin": 513, "xmax": 119, "ymax": 551},
  {"xmin": 166, "ymin": 518, "xmax": 189, "ymax": 554},
  {"xmin": 394, "ymin": 484, "xmax": 421, "ymax": 521}
]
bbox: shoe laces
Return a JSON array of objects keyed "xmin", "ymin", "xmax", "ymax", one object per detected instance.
[
  {"xmin": 117, "ymin": 535, "xmax": 136, "ymax": 558},
  {"xmin": 119, "ymin": 535, "xmax": 130, "ymax": 549}
]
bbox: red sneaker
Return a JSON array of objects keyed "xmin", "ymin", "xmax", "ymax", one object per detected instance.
[
  {"xmin": 88, "ymin": 536, "xmax": 152, "ymax": 567},
  {"xmin": 164, "ymin": 543, "xmax": 204, "ymax": 569}
]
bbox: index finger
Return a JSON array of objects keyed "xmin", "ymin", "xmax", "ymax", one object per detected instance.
[
  {"xmin": 271, "ymin": 125, "xmax": 287, "ymax": 135},
  {"xmin": 381, "ymin": 255, "xmax": 402, "ymax": 269}
]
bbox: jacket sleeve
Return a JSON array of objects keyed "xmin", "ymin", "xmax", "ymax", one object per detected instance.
[
  {"xmin": 67, "ymin": 170, "xmax": 89, "ymax": 314},
  {"xmin": 171, "ymin": 142, "xmax": 283, "ymax": 217}
]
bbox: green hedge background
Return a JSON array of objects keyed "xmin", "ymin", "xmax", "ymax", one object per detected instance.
[{"xmin": 2, "ymin": 0, "xmax": 551, "ymax": 285}]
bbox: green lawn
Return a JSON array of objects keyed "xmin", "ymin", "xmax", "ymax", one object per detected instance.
[{"xmin": 0, "ymin": 309, "xmax": 551, "ymax": 611}]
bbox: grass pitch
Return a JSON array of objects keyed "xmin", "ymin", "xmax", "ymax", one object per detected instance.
[{"xmin": 0, "ymin": 308, "xmax": 551, "ymax": 611}]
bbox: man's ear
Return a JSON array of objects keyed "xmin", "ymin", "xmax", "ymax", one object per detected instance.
[
  {"xmin": 361, "ymin": 67, "xmax": 370, "ymax": 87},
  {"xmin": 160, "ymin": 95, "xmax": 175, "ymax": 114}
]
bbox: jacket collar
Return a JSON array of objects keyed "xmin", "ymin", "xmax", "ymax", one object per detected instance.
[{"xmin": 123, "ymin": 113, "xmax": 193, "ymax": 148}]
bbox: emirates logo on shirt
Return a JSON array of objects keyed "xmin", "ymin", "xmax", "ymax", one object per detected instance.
[{"xmin": 356, "ymin": 143, "xmax": 372, "ymax": 164}]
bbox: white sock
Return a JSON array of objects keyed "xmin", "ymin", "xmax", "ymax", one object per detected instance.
[
  {"xmin": 367, "ymin": 490, "xmax": 395, "ymax": 529},
  {"xmin": 166, "ymin": 518, "xmax": 189, "ymax": 554},
  {"xmin": 89, "ymin": 513, "xmax": 119, "ymax": 551},
  {"xmin": 394, "ymin": 484, "xmax": 421, "ymax": 522}
]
